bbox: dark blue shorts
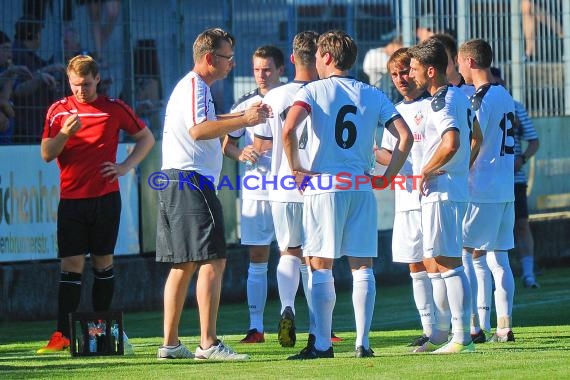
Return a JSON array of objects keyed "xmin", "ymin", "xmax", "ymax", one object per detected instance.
[{"xmin": 514, "ymin": 183, "xmax": 529, "ymax": 220}]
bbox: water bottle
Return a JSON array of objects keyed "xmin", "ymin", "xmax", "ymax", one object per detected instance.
[
  {"xmin": 123, "ymin": 331, "xmax": 135, "ymax": 355},
  {"xmin": 87, "ymin": 322, "xmax": 97, "ymax": 353},
  {"xmin": 245, "ymin": 149, "xmax": 260, "ymax": 171},
  {"xmin": 245, "ymin": 159, "xmax": 257, "ymax": 171},
  {"xmin": 96, "ymin": 320, "xmax": 106, "ymax": 352}
]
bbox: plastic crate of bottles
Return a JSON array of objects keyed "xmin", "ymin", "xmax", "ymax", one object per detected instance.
[{"xmin": 69, "ymin": 311, "xmax": 124, "ymax": 356}]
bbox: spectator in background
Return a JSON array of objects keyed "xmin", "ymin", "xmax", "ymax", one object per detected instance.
[
  {"xmin": 0, "ymin": 31, "xmax": 34, "ymax": 144},
  {"xmin": 490, "ymin": 66, "xmax": 540, "ymax": 289},
  {"xmin": 363, "ymin": 35, "xmax": 403, "ymax": 87},
  {"xmin": 78, "ymin": 0, "xmax": 121, "ymax": 61},
  {"xmin": 416, "ymin": 13, "xmax": 436, "ymax": 42},
  {"xmin": 11, "ymin": 16, "xmax": 66, "ymax": 143},
  {"xmin": 521, "ymin": 0, "xmax": 563, "ymax": 61},
  {"xmin": 23, "ymin": 0, "xmax": 74, "ymax": 23},
  {"xmin": 64, "ymin": 26, "xmax": 90, "ymax": 63},
  {"xmin": 121, "ymin": 39, "xmax": 163, "ymax": 139}
]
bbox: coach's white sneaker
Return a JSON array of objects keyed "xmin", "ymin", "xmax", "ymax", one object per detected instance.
[
  {"xmin": 432, "ymin": 341, "xmax": 475, "ymax": 354},
  {"xmin": 157, "ymin": 341, "xmax": 194, "ymax": 359},
  {"xmin": 194, "ymin": 340, "xmax": 249, "ymax": 361}
]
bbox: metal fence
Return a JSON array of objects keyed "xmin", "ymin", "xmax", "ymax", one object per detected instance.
[{"xmin": 0, "ymin": 0, "xmax": 567, "ymax": 144}]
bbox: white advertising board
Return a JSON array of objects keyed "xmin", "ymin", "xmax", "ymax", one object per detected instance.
[{"xmin": 0, "ymin": 144, "xmax": 140, "ymax": 262}]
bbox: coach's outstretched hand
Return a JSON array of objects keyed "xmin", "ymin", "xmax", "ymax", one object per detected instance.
[{"xmin": 243, "ymin": 101, "xmax": 272, "ymax": 126}]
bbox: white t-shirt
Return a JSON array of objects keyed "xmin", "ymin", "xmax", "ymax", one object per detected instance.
[
  {"xmin": 229, "ymin": 88, "xmax": 271, "ymax": 200},
  {"xmin": 255, "ymin": 81, "xmax": 311, "ymax": 203},
  {"xmin": 161, "ymin": 71, "xmax": 222, "ymax": 185},
  {"xmin": 468, "ymin": 83, "xmax": 515, "ymax": 202},
  {"xmin": 363, "ymin": 47, "xmax": 389, "ymax": 86},
  {"xmin": 382, "ymin": 94, "xmax": 430, "ymax": 212},
  {"xmin": 293, "ymin": 76, "xmax": 400, "ymax": 194},
  {"xmin": 421, "ymin": 85, "xmax": 471, "ymax": 203}
]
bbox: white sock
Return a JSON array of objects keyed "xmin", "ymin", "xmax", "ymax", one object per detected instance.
[
  {"xmin": 461, "ymin": 250, "xmax": 479, "ymax": 333},
  {"xmin": 473, "ymin": 255, "xmax": 492, "ymax": 332},
  {"xmin": 247, "ymin": 262, "xmax": 268, "ymax": 332},
  {"xmin": 352, "ymin": 268, "xmax": 376, "ymax": 349},
  {"xmin": 520, "ymin": 255, "xmax": 535, "ymax": 280},
  {"xmin": 428, "ymin": 272, "xmax": 450, "ymax": 344},
  {"xmin": 410, "ymin": 271, "xmax": 434, "ymax": 337},
  {"xmin": 300, "ymin": 263, "xmax": 316, "ymax": 335},
  {"xmin": 311, "ymin": 269, "xmax": 335, "ymax": 351},
  {"xmin": 487, "ymin": 250, "xmax": 515, "ymax": 322},
  {"xmin": 277, "ymin": 255, "xmax": 301, "ymax": 314},
  {"xmin": 441, "ymin": 266, "xmax": 471, "ymax": 345}
]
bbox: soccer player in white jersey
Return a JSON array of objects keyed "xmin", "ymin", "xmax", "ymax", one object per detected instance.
[
  {"xmin": 427, "ymin": 33, "xmax": 475, "ymax": 98},
  {"xmin": 222, "ymin": 45, "xmax": 285, "ymax": 344},
  {"xmin": 283, "ymin": 30, "xmax": 413, "ymax": 359},
  {"xmin": 408, "ymin": 38, "xmax": 475, "ymax": 354},
  {"xmin": 156, "ymin": 28, "xmax": 270, "ymax": 361},
  {"xmin": 458, "ymin": 39, "xmax": 516, "ymax": 343},
  {"xmin": 428, "ymin": 33, "xmax": 487, "ymax": 344},
  {"xmin": 253, "ymin": 31, "xmax": 320, "ymax": 351},
  {"xmin": 490, "ymin": 67, "xmax": 541, "ymax": 289},
  {"xmin": 375, "ymin": 47, "xmax": 434, "ymax": 347}
]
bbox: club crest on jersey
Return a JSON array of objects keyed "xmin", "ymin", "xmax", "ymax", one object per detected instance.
[{"xmin": 414, "ymin": 111, "xmax": 424, "ymax": 125}]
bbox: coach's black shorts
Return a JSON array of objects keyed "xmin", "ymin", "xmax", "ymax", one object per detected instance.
[
  {"xmin": 57, "ymin": 191, "xmax": 121, "ymax": 258},
  {"xmin": 514, "ymin": 183, "xmax": 529, "ymax": 220},
  {"xmin": 156, "ymin": 169, "xmax": 226, "ymax": 263}
]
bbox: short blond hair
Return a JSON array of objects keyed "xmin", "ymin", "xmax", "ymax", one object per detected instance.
[{"xmin": 67, "ymin": 55, "xmax": 99, "ymax": 78}]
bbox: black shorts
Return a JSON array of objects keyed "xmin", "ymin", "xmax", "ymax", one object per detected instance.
[
  {"xmin": 57, "ymin": 191, "xmax": 121, "ymax": 258},
  {"xmin": 156, "ymin": 169, "xmax": 226, "ymax": 263},
  {"xmin": 514, "ymin": 183, "xmax": 529, "ymax": 220}
]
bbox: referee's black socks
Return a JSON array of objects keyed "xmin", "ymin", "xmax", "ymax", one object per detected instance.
[
  {"xmin": 57, "ymin": 271, "xmax": 82, "ymax": 338},
  {"xmin": 92, "ymin": 266, "xmax": 115, "ymax": 311}
]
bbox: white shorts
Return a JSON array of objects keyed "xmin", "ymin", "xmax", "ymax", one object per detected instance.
[
  {"xmin": 303, "ymin": 191, "xmax": 377, "ymax": 259},
  {"xmin": 392, "ymin": 209, "xmax": 423, "ymax": 263},
  {"xmin": 240, "ymin": 199, "xmax": 275, "ymax": 245},
  {"xmin": 462, "ymin": 202, "xmax": 515, "ymax": 251},
  {"xmin": 421, "ymin": 200, "xmax": 467, "ymax": 258},
  {"xmin": 271, "ymin": 201, "xmax": 304, "ymax": 251}
]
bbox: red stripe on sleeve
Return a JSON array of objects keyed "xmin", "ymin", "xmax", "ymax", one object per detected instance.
[
  {"xmin": 204, "ymin": 86, "xmax": 208, "ymax": 119},
  {"xmin": 293, "ymin": 100, "xmax": 311, "ymax": 114},
  {"xmin": 191, "ymin": 76, "xmax": 197, "ymax": 125}
]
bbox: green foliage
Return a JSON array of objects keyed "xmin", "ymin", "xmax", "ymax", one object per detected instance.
[{"xmin": 1, "ymin": 267, "xmax": 569, "ymax": 379}]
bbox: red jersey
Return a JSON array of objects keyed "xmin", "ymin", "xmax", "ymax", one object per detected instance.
[{"xmin": 42, "ymin": 95, "xmax": 146, "ymax": 199}]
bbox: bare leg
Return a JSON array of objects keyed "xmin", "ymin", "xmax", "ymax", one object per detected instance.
[
  {"xmin": 521, "ymin": 0, "xmax": 536, "ymax": 58},
  {"xmin": 87, "ymin": 1, "xmax": 120, "ymax": 57},
  {"xmin": 101, "ymin": 1, "xmax": 120, "ymax": 47},
  {"xmin": 163, "ymin": 261, "xmax": 197, "ymax": 346},
  {"xmin": 196, "ymin": 258, "xmax": 226, "ymax": 349},
  {"xmin": 515, "ymin": 217, "xmax": 537, "ymax": 283}
]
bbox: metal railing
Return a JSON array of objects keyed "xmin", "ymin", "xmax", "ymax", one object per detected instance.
[{"xmin": 0, "ymin": 0, "xmax": 567, "ymax": 144}]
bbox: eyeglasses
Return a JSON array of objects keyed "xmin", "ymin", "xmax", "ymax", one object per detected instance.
[{"xmin": 214, "ymin": 52, "xmax": 234, "ymax": 62}]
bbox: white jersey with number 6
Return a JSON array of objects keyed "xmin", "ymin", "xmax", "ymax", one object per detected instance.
[{"xmin": 293, "ymin": 76, "xmax": 400, "ymax": 194}]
